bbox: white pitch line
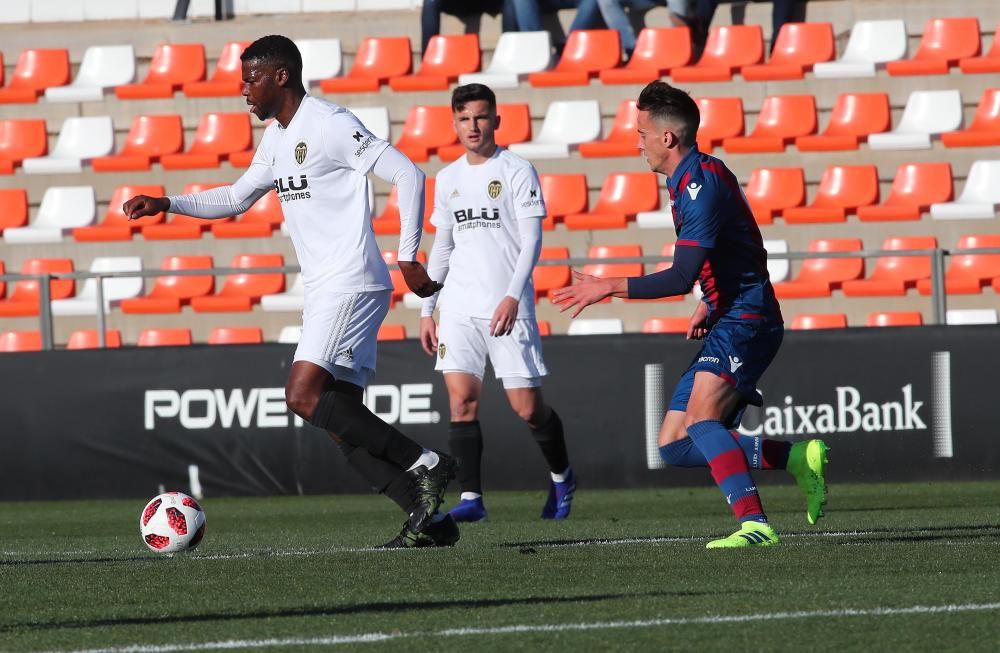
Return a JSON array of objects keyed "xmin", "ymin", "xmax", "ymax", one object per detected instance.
[{"xmin": 39, "ymin": 602, "xmax": 1000, "ymax": 653}]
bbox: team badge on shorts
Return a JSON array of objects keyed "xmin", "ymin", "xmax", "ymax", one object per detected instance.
[
  {"xmin": 438, "ymin": 343, "xmax": 447, "ymax": 359},
  {"xmin": 294, "ymin": 141, "xmax": 308, "ymax": 166},
  {"xmin": 487, "ymin": 179, "xmax": 503, "ymax": 200}
]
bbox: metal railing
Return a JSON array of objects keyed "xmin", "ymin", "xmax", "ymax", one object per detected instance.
[{"xmin": 1, "ymin": 247, "xmax": 997, "ymax": 350}]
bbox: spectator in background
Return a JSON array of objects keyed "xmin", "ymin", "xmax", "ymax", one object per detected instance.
[
  {"xmin": 421, "ymin": 0, "xmax": 517, "ymax": 54},
  {"xmin": 595, "ymin": 1, "xmax": 694, "ymax": 60},
  {"xmin": 694, "ymin": 0, "xmax": 798, "ymax": 54}
]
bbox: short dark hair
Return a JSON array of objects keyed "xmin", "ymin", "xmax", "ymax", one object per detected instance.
[
  {"xmin": 241, "ymin": 35, "xmax": 303, "ymax": 81},
  {"xmin": 636, "ymin": 81, "xmax": 700, "ymax": 147},
  {"xmin": 451, "ymin": 83, "xmax": 497, "ymax": 112}
]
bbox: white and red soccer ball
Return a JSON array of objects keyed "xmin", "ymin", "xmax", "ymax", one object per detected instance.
[{"xmin": 139, "ymin": 492, "xmax": 206, "ymax": 553}]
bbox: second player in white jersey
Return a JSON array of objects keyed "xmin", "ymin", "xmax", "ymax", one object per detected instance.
[{"xmin": 419, "ymin": 84, "xmax": 575, "ymax": 524}]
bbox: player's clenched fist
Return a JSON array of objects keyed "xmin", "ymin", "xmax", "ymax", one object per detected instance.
[
  {"xmin": 123, "ymin": 195, "xmax": 170, "ymax": 221},
  {"xmin": 398, "ymin": 261, "xmax": 443, "ymax": 298}
]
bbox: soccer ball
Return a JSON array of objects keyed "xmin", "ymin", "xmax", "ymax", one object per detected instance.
[{"xmin": 139, "ymin": 492, "xmax": 206, "ymax": 553}]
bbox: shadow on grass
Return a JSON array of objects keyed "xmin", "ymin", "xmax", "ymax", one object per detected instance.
[{"xmin": 1, "ymin": 589, "xmax": 709, "ymax": 633}]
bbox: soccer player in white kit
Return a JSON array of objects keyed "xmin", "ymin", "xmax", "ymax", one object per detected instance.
[
  {"xmin": 124, "ymin": 35, "xmax": 459, "ymax": 548},
  {"xmin": 419, "ymin": 84, "xmax": 575, "ymax": 522}
]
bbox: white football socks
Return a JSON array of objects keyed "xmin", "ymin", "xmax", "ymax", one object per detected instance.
[
  {"xmin": 550, "ymin": 467, "xmax": 571, "ymax": 483},
  {"xmin": 407, "ymin": 449, "xmax": 440, "ymax": 472},
  {"xmin": 460, "ymin": 492, "xmax": 482, "ymax": 501}
]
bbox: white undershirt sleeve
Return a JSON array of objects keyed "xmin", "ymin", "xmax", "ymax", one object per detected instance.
[
  {"xmin": 372, "ymin": 145, "xmax": 425, "ymax": 263},
  {"xmin": 420, "ymin": 227, "xmax": 455, "ymax": 317},
  {"xmin": 166, "ymin": 159, "xmax": 273, "ymax": 218},
  {"xmin": 504, "ymin": 217, "xmax": 542, "ymax": 301}
]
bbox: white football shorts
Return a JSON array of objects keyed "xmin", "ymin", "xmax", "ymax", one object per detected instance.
[
  {"xmin": 293, "ymin": 289, "xmax": 391, "ymax": 387},
  {"xmin": 435, "ymin": 312, "xmax": 548, "ymax": 388}
]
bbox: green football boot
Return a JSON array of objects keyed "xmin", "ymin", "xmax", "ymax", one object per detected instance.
[
  {"xmin": 787, "ymin": 439, "xmax": 829, "ymax": 525},
  {"xmin": 706, "ymin": 520, "xmax": 781, "ymax": 549}
]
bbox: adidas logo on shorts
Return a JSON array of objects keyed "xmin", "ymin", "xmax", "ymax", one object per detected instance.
[{"xmin": 337, "ymin": 347, "xmax": 354, "ymax": 362}]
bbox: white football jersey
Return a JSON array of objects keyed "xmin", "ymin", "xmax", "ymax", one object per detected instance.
[
  {"xmin": 431, "ymin": 147, "xmax": 546, "ymax": 319},
  {"xmin": 239, "ymin": 96, "xmax": 392, "ymax": 294}
]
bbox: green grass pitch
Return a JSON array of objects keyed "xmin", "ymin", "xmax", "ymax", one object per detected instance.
[{"xmin": 2, "ymin": 481, "xmax": 999, "ymax": 652}]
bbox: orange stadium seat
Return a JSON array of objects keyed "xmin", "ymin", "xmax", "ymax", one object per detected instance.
[
  {"xmin": 138, "ymin": 328, "xmax": 193, "ymax": 347},
  {"xmin": 0, "ymin": 119, "xmax": 47, "ymax": 174},
  {"xmin": 0, "ymin": 258, "xmax": 75, "ymax": 317},
  {"xmin": 842, "ymin": 236, "xmax": 937, "ymax": 297},
  {"xmin": 773, "ymin": 239, "xmax": 864, "ymax": 298},
  {"xmin": 183, "ymin": 42, "xmax": 250, "ymax": 97},
  {"xmin": 744, "ymin": 168, "xmax": 805, "ymax": 225},
  {"xmin": 320, "ymin": 37, "xmax": 412, "ymax": 93},
  {"xmin": 372, "ymin": 177, "xmax": 435, "ymax": 235},
  {"xmin": 887, "ymin": 17, "xmax": 980, "ymax": 76},
  {"xmin": 583, "ymin": 244, "xmax": 643, "ymax": 279},
  {"xmin": 67, "ymin": 330, "xmax": 122, "ymax": 349},
  {"xmin": 143, "ymin": 184, "xmax": 227, "ymax": 240},
  {"xmin": 92, "ymin": 115, "xmax": 185, "ymax": 172},
  {"xmin": 533, "ymin": 247, "xmax": 571, "ymax": 300},
  {"xmin": 960, "ymin": 23, "xmax": 1000, "ymax": 73},
  {"xmin": 672, "ymin": 25, "xmax": 764, "ymax": 82},
  {"xmin": 0, "ymin": 52, "xmax": 3, "ymax": 86},
  {"xmin": 642, "ymin": 317, "xmax": 689, "ymax": 333},
  {"xmin": 212, "ymin": 190, "xmax": 283, "ymax": 238},
  {"xmin": 0, "ymin": 49, "xmax": 70, "ymax": 104},
  {"xmin": 390, "ymin": 34, "xmax": 480, "ymax": 91},
  {"xmin": 121, "ymin": 255, "xmax": 214, "ymax": 314},
  {"xmin": 0, "ymin": 331, "xmax": 42, "ymax": 352},
  {"xmin": 377, "ymin": 324, "xmax": 407, "ymax": 341},
  {"xmin": 0, "ymin": 189, "xmax": 29, "ymax": 234},
  {"xmin": 600, "ymin": 27, "xmax": 692, "ymax": 84},
  {"xmin": 529, "ymin": 29, "xmax": 620, "ymax": 87},
  {"xmin": 74, "ymin": 184, "xmax": 166, "ymax": 242},
  {"xmin": 918, "ymin": 235, "xmax": 1000, "ymax": 295},
  {"xmin": 115, "ymin": 43, "xmax": 206, "ymax": 99},
  {"xmin": 742, "ymin": 22, "xmax": 835, "ymax": 80},
  {"xmin": 438, "ymin": 103, "xmax": 531, "ymax": 160},
  {"xmin": 394, "ymin": 105, "xmax": 457, "ymax": 162},
  {"xmin": 208, "ymin": 327, "xmax": 263, "ymax": 345},
  {"xmin": 539, "ymin": 173, "xmax": 587, "ymax": 230},
  {"xmin": 784, "ymin": 165, "xmax": 878, "ymax": 224},
  {"xmin": 694, "ymin": 97, "xmax": 744, "ymax": 153},
  {"xmin": 536, "ymin": 320, "xmax": 551, "ymax": 336},
  {"xmin": 160, "ymin": 113, "xmax": 252, "ymax": 169},
  {"xmin": 384, "ymin": 250, "xmax": 428, "ymax": 303},
  {"xmin": 723, "ymin": 95, "xmax": 816, "ymax": 153},
  {"xmin": 857, "ymin": 162, "xmax": 953, "ymax": 222},
  {"xmin": 941, "ymin": 89, "xmax": 1000, "ymax": 148},
  {"xmin": 564, "ymin": 172, "xmax": 658, "ymax": 230},
  {"xmin": 791, "ymin": 313, "xmax": 848, "ymax": 330},
  {"xmin": 191, "ymin": 254, "xmax": 285, "ymax": 312},
  {"xmin": 579, "ymin": 100, "xmax": 639, "ymax": 158},
  {"xmin": 867, "ymin": 312, "xmax": 924, "ymax": 327},
  {"xmin": 796, "ymin": 93, "xmax": 891, "ymax": 152}
]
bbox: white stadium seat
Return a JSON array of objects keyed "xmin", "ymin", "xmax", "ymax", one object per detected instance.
[
  {"xmin": 931, "ymin": 161, "xmax": 1000, "ymax": 220},
  {"xmin": 402, "ymin": 292, "xmax": 423, "ymax": 309},
  {"xmin": 868, "ymin": 90, "xmax": 962, "ymax": 150},
  {"xmin": 567, "ymin": 319, "xmax": 625, "ymax": 336},
  {"xmin": 297, "ymin": 38, "xmax": 342, "ymax": 86},
  {"xmin": 261, "ymin": 275, "xmax": 305, "ymax": 312},
  {"xmin": 813, "ymin": 20, "xmax": 907, "ymax": 78},
  {"xmin": 508, "ymin": 100, "xmax": 601, "ymax": 159},
  {"xmin": 764, "ymin": 239, "xmax": 790, "ymax": 283},
  {"xmin": 22, "ymin": 116, "xmax": 114, "ymax": 174},
  {"xmin": 278, "ymin": 326, "xmax": 302, "ymax": 343},
  {"xmin": 4, "ymin": 186, "xmax": 95, "ymax": 244},
  {"xmin": 636, "ymin": 211, "xmax": 674, "ymax": 229},
  {"xmin": 51, "ymin": 257, "xmax": 143, "ymax": 316},
  {"xmin": 45, "ymin": 45, "xmax": 135, "ymax": 103},
  {"xmin": 349, "ymin": 106, "xmax": 390, "ymax": 141},
  {"xmin": 459, "ymin": 31, "xmax": 552, "ymax": 89},
  {"xmin": 946, "ymin": 309, "xmax": 999, "ymax": 326}
]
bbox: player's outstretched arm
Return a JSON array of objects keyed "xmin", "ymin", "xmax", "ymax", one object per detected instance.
[
  {"xmin": 123, "ymin": 195, "xmax": 170, "ymax": 220},
  {"xmin": 551, "ymin": 271, "xmax": 628, "ymax": 318}
]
